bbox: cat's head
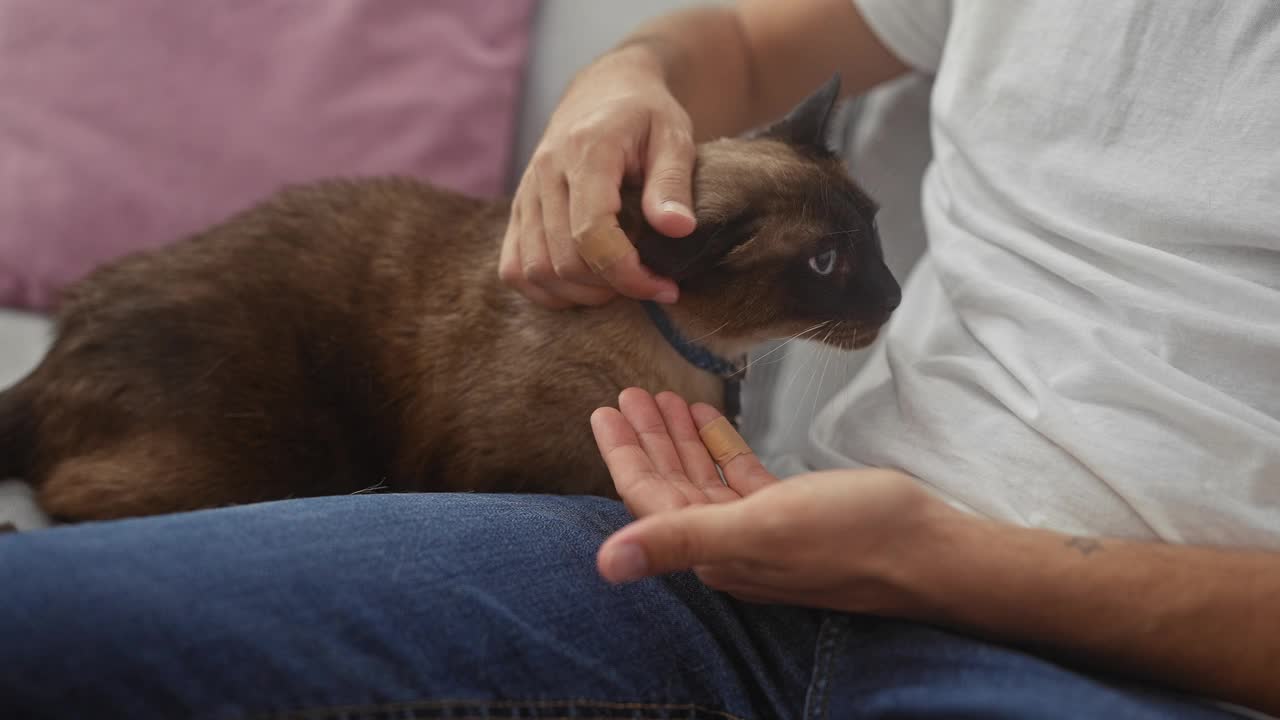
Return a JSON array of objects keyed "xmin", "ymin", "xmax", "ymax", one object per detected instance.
[{"xmin": 624, "ymin": 75, "xmax": 900, "ymax": 354}]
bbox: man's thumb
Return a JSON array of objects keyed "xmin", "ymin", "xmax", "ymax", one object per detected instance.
[
  {"xmin": 597, "ymin": 503, "xmax": 742, "ymax": 583},
  {"xmin": 642, "ymin": 124, "xmax": 697, "ymax": 239}
]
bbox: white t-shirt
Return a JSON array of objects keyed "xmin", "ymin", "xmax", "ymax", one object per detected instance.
[{"xmin": 773, "ymin": 0, "xmax": 1280, "ymax": 548}]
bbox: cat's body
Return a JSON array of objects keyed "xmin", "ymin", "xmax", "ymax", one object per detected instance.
[
  {"xmin": 9, "ymin": 180, "xmax": 727, "ymax": 519},
  {"xmin": 0, "ymin": 77, "xmax": 901, "ymax": 522}
]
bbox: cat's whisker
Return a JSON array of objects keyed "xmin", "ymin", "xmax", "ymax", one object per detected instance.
[
  {"xmin": 753, "ymin": 353, "xmax": 796, "ymax": 368},
  {"xmin": 736, "ymin": 321, "xmax": 830, "ymax": 376},
  {"xmin": 687, "ymin": 319, "xmax": 733, "ymax": 346},
  {"xmin": 811, "ymin": 328, "xmax": 838, "ymax": 422},
  {"xmin": 779, "ymin": 324, "xmax": 837, "ymax": 440},
  {"xmin": 776, "ymin": 333, "xmax": 820, "ymax": 415},
  {"xmin": 351, "ymin": 479, "xmax": 389, "ymax": 495},
  {"xmin": 707, "ymin": 295, "xmax": 765, "ymax": 350},
  {"xmin": 753, "ymin": 322, "xmax": 828, "ymax": 450},
  {"xmin": 841, "ymin": 343, "xmax": 851, "ymax": 389},
  {"xmin": 741, "ymin": 324, "xmax": 830, "ymax": 442},
  {"xmin": 783, "ymin": 342, "xmax": 825, "ymax": 443}
]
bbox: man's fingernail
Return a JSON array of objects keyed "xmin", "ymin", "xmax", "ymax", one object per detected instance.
[
  {"xmin": 607, "ymin": 543, "xmax": 649, "ymax": 583},
  {"xmin": 661, "ymin": 200, "xmax": 694, "ymax": 219},
  {"xmin": 654, "ymin": 287, "xmax": 679, "ymax": 304}
]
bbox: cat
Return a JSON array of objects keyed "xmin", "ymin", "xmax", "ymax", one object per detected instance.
[{"xmin": 0, "ymin": 75, "xmax": 900, "ymax": 523}]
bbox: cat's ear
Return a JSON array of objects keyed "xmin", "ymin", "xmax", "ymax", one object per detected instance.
[
  {"xmin": 759, "ymin": 73, "xmax": 842, "ymax": 151},
  {"xmin": 620, "ymin": 200, "xmax": 745, "ymax": 282}
]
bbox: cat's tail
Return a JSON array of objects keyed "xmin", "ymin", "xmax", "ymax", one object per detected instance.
[{"xmin": 0, "ymin": 381, "xmax": 35, "ymax": 481}]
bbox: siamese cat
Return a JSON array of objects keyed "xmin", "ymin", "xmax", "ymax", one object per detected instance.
[{"xmin": 0, "ymin": 75, "xmax": 900, "ymax": 522}]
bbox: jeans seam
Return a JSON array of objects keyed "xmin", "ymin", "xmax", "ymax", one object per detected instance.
[
  {"xmin": 802, "ymin": 613, "xmax": 849, "ymax": 720},
  {"xmin": 252, "ymin": 698, "xmax": 751, "ymax": 720}
]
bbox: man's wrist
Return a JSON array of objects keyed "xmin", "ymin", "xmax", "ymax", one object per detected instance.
[
  {"xmin": 611, "ymin": 34, "xmax": 684, "ymax": 84},
  {"xmin": 857, "ymin": 482, "xmax": 990, "ymax": 621},
  {"xmin": 561, "ymin": 41, "xmax": 669, "ymax": 106}
]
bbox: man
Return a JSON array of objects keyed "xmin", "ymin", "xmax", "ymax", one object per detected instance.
[
  {"xmin": 503, "ymin": 0, "xmax": 1280, "ymax": 714},
  {"xmin": 1, "ymin": 1, "xmax": 1276, "ymax": 718}
]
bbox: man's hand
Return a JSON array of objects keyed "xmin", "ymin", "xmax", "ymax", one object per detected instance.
[
  {"xmin": 499, "ymin": 2, "xmax": 911, "ymax": 310},
  {"xmin": 590, "ymin": 388, "xmax": 1280, "ymax": 715},
  {"xmin": 589, "ymin": 388, "xmax": 949, "ymax": 614},
  {"xmin": 589, "ymin": 388, "xmax": 773, "ymax": 517},
  {"xmin": 499, "ymin": 49, "xmax": 695, "ymax": 309}
]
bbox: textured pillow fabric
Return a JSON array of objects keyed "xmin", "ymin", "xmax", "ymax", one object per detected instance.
[{"xmin": 0, "ymin": 0, "xmax": 536, "ymax": 310}]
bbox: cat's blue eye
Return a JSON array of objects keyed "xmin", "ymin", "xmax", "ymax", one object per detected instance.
[{"xmin": 808, "ymin": 249, "xmax": 837, "ymax": 276}]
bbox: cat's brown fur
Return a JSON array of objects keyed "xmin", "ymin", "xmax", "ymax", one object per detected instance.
[{"xmin": 0, "ymin": 76, "xmax": 900, "ymax": 522}]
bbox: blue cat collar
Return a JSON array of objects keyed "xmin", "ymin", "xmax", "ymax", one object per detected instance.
[{"xmin": 640, "ymin": 301, "xmax": 744, "ymax": 380}]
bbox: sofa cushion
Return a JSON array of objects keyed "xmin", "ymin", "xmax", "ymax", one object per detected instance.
[{"xmin": 0, "ymin": 0, "xmax": 536, "ymax": 310}]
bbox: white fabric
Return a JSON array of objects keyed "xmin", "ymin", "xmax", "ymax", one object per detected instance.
[
  {"xmin": 769, "ymin": 0, "xmax": 1280, "ymax": 548},
  {"xmin": 0, "ymin": 479, "xmax": 46, "ymax": 532},
  {"xmin": 0, "ymin": 308, "xmax": 50, "ymax": 390},
  {"xmin": 747, "ymin": 74, "xmax": 934, "ymax": 455},
  {"xmin": 0, "ymin": 309, "xmax": 52, "ymax": 530}
]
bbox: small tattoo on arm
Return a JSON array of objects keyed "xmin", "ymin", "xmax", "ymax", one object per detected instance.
[{"xmin": 1066, "ymin": 537, "xmax": 1103, "ymax": 556}]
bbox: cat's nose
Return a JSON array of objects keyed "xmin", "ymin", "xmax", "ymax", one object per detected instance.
[
  {"xmin": 853, "ymin": 259, "xmax": 901, "ymax": 323},
  {"xmin": 867, "ymin": 261, "xmax": 901, "ymax": 314},
  {"xmin": 883, "ymin": 279, "xmax": 902, "ymax": 311}
]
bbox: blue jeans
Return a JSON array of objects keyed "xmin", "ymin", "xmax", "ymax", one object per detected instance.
[{"xmin": 0, "ymin": 494, "xmax": 1238, "ymax": 719}]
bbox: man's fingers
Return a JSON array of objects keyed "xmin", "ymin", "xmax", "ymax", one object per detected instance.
[
  {"xmin": 642, "ymin": 120, "xmax": 697, "ymax": 239},
  {"xmin": 517, "ymin": 192, "xmax": 613, "ymax": 307},
  {"xmin": 590, "ymin": 405, "xmax": 655, "ymax": 476},
  {"xmin": 654, "ymin": 391, "xmax": 737, "ymax": 501},
  {"xmin": 690, "ymin": 404, "xmax": 777, "ymax": 496},
  {"xmin": 618, "ymin": 389, "xmax": 689, "ymax": 482},
  {"xmin": 590, "ymin": 407, "xmax": 688, "ymax": 516},
  {"xmin": 597, "ymin": 503, "xmax": 745, "ymax": 583},
  {"xmin": 576, "ymin": 225, "xmax": 678, "ymax": 303},
  {"xmin": 566, "ymin": 147, "xmax": 627, "ymax": 273},
  {"xmin": 515, "ymin": 197, "xmax": 562, "ymax": 301},
  {"xmin": 573, "ymin": 222, "xmax": 634, "ymax": 275},
  {"xmin": 539, "ymin": 168, "xmax": 609, "ymax": 289},
  {"xmin": 568, "ymin": 149, "xmax": 678, "ymax": 303},
  {"xmin": 498, "ymin": 202, "xmax": 524, "ymax": 287},
  {"xmin": 501, "ymin": 200, "xmax": 572, "ymax": 309}
]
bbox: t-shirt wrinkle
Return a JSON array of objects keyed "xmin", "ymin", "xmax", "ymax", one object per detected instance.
[{"xmin": 791, "ymin": 0, "xmax": 1280, "ymax": 547}]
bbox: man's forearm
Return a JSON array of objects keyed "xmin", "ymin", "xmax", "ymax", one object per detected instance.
[
  {"xmin": 599, "ymin": 1, "xmax": 910, "ymax": 141},
  {"xmin": 905, "ymin": 511, "xmax": 1280, "ymax": 714},
  {"xmin": 604, "ymin": 8, "xmax": 761, "ymax": 141}
]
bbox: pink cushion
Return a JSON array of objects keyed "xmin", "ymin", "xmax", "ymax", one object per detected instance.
[{"xmin": 0, "ymin": 0, "xmax": 535, "ymax": 310}]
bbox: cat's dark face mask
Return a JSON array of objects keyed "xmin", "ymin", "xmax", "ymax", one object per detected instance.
[{"xmin": 625, "ymin": 75, "xmax": 901, "ymax": 352}]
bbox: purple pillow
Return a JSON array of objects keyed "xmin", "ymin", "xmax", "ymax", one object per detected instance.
[{"xmin": 0, "ymin": 0, "xmax": 535, "ymax": 310}]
